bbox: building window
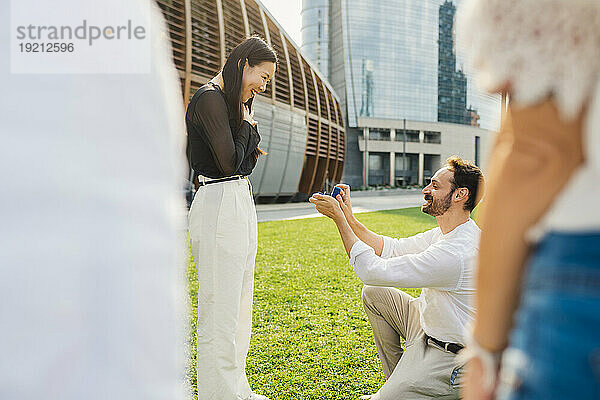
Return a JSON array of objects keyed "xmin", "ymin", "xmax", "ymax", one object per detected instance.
[
  {"xmin": 424, "ymin": 154, "xmax": 441, "ymax": 180},
  {"xmin": 369, "ymin": 127, "xmax": 390, "ymax": 140},
  {"xmin": 369, "ymin": 154, "xmax": 383, "ymax": 171},
  {"xmin": 395, "ymin": 153, "xmax": 418, "ymax": 186},
  {"xmin": 395, "ymin": 154, "xmax": 411, "ymax": 171},
  {"xmin": 395, "ymin": 129, "xmax": 420, "ymax": 143},
  {"xmin": 424, "ymin": 131, "xmax": 441, "ymax": 144}
]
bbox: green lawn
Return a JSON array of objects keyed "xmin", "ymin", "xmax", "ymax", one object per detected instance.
[{"xmin": 187, "ymin": 207, "xmax": 438, "ymax": 399}]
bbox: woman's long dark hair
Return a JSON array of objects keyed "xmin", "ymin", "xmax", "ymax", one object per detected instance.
[{"xmin": 222, "ymin": 36, "xmax": 278, "ymax": 130}]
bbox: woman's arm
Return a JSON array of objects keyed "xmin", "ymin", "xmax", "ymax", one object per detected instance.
[{"xmin": 474, "ymin": 99, "xmax": 584, "ymax": 351}]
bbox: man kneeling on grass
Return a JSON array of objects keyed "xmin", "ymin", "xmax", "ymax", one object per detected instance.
[{"xmin": 310, "ymin": 156, "xmax": 484, "ymax": 400}]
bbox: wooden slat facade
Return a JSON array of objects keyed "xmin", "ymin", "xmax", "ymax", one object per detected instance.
[{"xmin": 155, "ymin": 0, "xmax": 345, "ymax": 198}]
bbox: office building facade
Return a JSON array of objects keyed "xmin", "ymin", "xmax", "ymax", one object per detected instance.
[{"xmin": 302, "ymin": 0, "xmax": 501, "ymax": 187}]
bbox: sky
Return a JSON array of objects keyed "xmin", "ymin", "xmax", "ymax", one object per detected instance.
[{"xmin": 258, "ymin": 0, "xmax": 303, "ymax": 46}]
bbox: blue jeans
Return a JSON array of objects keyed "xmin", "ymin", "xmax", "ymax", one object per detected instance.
[{"xmin": 498, "ymin": 232, "xmax": 600, "ymax": 400}]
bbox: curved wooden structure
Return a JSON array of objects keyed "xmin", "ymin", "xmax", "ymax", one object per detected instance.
[{"xmin": 156, "ymin": 0, "xmax": 345, "ymax": 199}]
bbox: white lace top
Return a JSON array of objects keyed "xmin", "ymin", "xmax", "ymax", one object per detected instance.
[{"xmin": 456, "ymin": 0, "xmax": 600, "ymax": 239}]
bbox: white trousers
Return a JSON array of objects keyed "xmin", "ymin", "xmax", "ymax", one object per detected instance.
[{"xmin": 189, "ymin": 178, "xmax": 258, "ymax": 400}]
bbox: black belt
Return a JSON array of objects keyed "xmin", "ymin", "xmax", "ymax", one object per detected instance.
[
  {"xmin": 425, "ymin": 335, "xmax": 464, "ymax": 354},
  {"xmin": 198, "ymin": 175, "xmax": 245, "ymax": 187}
]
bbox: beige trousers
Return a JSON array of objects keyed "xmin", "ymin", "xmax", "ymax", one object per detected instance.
[
  {"xmin": 189, "ymin": 178, "xmax": 258, "ymax": 400},
  {"xmin": 362, "ymin": 286, "xmax": 464, "ymax": 399}
]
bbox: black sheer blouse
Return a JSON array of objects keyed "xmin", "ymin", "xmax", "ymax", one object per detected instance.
[{"xmin": 185, "ymin": 82, "xmax": 261, "ymax": 179}]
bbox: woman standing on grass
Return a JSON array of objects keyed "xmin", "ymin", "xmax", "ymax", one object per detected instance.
[{"xmin": 186, "ymin": 36, "xmax": 276, "ymax": 400}]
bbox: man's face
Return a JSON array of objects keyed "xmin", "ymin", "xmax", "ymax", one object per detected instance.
[{"xmin": 421, "ymin": 167, "xmax": 454, "ymax": 217}]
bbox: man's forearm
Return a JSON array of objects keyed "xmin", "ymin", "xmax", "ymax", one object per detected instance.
[
  {"xmin": 346, "ymin": 214, "xmax": 384, "ymax": 256},
  {"xmin": 334, "ymin": 215, "xmax": 360, "ymax": 257}
]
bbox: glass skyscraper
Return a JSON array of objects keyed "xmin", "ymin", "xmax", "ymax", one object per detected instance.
[
  {"xmin": 302, "ymin": 0, "xmax": 501, "ymax": 187},
  {"xmin": 301, "ymin": 0, "xmax": 330, "ymax": 80},
  {"xmin": 438, "ymin": 0, "xmax": 468, "ymax": 125}
]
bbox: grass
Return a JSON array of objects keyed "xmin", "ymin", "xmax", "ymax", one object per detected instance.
[{"xmin": 186, "ymin": 207, "xmax": 438, "ymax": 399}]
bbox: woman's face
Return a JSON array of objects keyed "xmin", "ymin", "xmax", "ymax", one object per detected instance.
[{"xmin": 241, "ymin": 61, "xmax": 276, "ymax": 102}]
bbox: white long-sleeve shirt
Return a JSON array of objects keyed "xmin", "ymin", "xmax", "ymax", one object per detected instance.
[{"xmin": 349, "ymin": 219, "xmax": 481, "ymax": 344}]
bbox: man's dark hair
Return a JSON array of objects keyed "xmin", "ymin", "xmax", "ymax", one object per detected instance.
[{"xmin": 446, "ymin": 156, "xmax": 484, "ymax": 212}]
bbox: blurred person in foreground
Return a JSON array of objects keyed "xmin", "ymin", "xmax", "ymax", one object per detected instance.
[
  {"xmin": 310, "ymin": 157, "xmax": 484, "ymax": 399},
  {"xmin": 455, "ymin": 0, "xmax": 600, "ymax": 399},
  {"xmin": 0, "ymin": 1, "xmax": 187, "ymax": 399}
]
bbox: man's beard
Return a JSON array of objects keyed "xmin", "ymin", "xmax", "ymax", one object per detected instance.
[{"xmin": 421, "ymin": 191, "xmax": 452, "ymax": 216}]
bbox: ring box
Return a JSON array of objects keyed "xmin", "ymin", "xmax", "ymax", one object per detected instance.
[
  {"xmin": 319, "ymin": 186, "xmax": 342, "ymax": 198},
  {"xmin": 330, "ymin": 186, "xmax": 342, "ymax": 198}
]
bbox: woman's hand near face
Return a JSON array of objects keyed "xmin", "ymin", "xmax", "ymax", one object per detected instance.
[
  {"xmin": 243, "ymin": 104, "xmax": 253, "ymax": 124},
  {"xmin": 243, "ymin": 104, "xmax": 258, "ymax": 127}
]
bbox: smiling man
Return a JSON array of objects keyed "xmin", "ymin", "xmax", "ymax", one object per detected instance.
[{"xmin": 309, "ymin": 156, "xmax": 484, "ymax": 400}]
